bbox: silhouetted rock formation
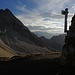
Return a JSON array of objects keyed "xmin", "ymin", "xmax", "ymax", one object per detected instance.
[{"xmin": 61, "ymin": 14, "xmax": 75, "ymax": 65}]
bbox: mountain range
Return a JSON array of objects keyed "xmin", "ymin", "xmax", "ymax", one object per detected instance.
[
  {"xmin": 0, "ymin": 8, "xmax": 53, "ymax": 57},
  {"xmin": 39, "ymin": 34, "xmax": 66, "ymax": 51},
  {"xmin": 0, "ymin": 8, "xmax": 65, "ymax": 57},
  {"xmin": 33, "ymin": 31, "xmax": 53, "ymax": 39}
]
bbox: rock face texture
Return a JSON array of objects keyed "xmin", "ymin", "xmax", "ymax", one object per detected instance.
[
  {"xmin": 61, "ymin": 14, "xmax": 75, "ymax": 65},
  {"xmin": 0, "ymin": 9, "xmax": 52, "ymax": 57}
]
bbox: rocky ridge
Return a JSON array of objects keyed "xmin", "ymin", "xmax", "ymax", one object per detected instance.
[{"xmin": 0, "ymin": 9, "xmax": 52, "ymax": 57}]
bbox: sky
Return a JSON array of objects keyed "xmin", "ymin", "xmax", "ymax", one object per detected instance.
[{"xmin": 0, "ymin": 0, "xmax": 75, "ymax": 36}]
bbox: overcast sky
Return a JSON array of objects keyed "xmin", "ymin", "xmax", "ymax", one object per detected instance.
[{"xmin": 0, "ymin": 0, "xmax": 75, "ymax": 34}]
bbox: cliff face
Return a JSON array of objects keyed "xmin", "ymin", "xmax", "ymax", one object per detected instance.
[
  {"xmin": 0, "ymin": 9, "xmax": 52, "ymax": 56},
  {"xmin": 61, "ymin": 14, "xmax": 75, "ymax": 65}
]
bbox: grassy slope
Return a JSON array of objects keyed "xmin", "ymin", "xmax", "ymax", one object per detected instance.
[
  {"xmin": 0, "ymin": 39, "xmax": 17, "ymax": 57},
  {"xmin": 0, "ymin": 47, "xmax": 14, "ymax": 57}
]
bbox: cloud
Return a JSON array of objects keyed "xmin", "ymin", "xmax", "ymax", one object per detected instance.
[
  {"xmin": 27, "ymin": 25, "xmax": 57, "ymax": 30},
  {"xmin": 16, "ymin": 0, "xmax": 73, "ymax": 34},
  {"xmin": 34, "ymin": 0, "xmax": 70, "ymax": 12},
  {"xmin": 27, "ymin": 25, "xmax": 63, "ymax": 32}
]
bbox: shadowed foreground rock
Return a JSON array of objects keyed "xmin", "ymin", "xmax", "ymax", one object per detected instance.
[
  {"xmin": 59, "ymin": 9, "xmax": 75, "ymax": 75},
  {"xmin": 61, "ymin": 14, "xmax": 75, "ymax": 66}
]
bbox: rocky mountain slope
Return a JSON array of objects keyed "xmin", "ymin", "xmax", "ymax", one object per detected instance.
[
  {"xmin": 40, "ymin": 34, "xmax": 66, "ymax": 51},
  {"xmin": 0, "ymin": 8, "xmax": 52, "ymax": 57},
  {"xmin": 0, "ymin": 39, "xmax": 17, "ymax": 57},
  {"xmin": 49, "ymin": 34, "xmax": 65, "ymax": 51}
]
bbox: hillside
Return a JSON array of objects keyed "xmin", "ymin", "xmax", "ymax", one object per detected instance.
[
  {"xmin": 0, "ymin": 9, "xmax": 44, "ymax": 47},
  {"xmin": 0, "ymin": 8, "xmax": 54, "ymax": 57},
  {"xmin": 0, "ymin": 39, "xmax": 17, "ymax": 57},
  {"xmin": 40, "ymin": 34, "xmax": 66, "ymax": 51},
  {"xmin": 49, "ymin": 34, "xmax": 65, "ymax": 51}
]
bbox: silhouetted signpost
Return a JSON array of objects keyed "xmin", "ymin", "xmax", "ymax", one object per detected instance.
[{"xmin": 61, "ymin": 8, "xmax": 69, "ymax": 33}]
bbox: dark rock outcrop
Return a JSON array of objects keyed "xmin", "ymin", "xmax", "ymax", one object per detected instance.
[{"xmin": 61, "ymin": 14, "xmax": 75, "ymax": 66}]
